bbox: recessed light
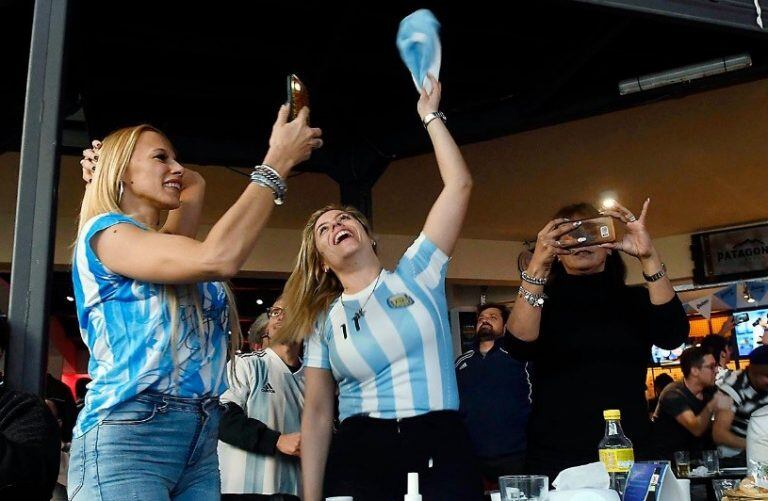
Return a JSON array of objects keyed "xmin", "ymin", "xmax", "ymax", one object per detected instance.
[
  {"xmin": 66, "ymin": 296, "xmax": 74, "ymax": 302},
  {"xmin": 256, "ymin": 299, "xmax": 264, "ymax": 305}
]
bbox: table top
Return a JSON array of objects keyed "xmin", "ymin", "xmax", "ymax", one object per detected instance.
[{"xmin": 683, "ymin": 467, "xmax": 748, "ymax": 484}]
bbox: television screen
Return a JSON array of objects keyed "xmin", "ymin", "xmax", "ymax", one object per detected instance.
[
  {"xmin": 733, "ymin": 308, "xmax": 768, "ymax": 357},
  {"xmin": 651, "ymin": 343, "xmax": 688, "ymax": 365}
]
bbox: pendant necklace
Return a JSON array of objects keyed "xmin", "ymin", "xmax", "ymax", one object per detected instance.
[{"xmin": 341, "ymin": 270, "xmax": 382, "ymax": 331}]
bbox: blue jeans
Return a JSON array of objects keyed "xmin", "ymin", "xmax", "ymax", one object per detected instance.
[{"xmin": 67, "ymin": 392, "xmax": 222, "ymax": 501}]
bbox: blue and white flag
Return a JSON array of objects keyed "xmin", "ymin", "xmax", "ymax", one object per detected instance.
[{"xmin": 396, "ymin": 9, "xmax": 441, "ymax": 93}]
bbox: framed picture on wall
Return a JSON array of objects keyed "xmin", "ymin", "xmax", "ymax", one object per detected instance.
[{"xmin": 691, "ymin": 222, "xmax": 768, "ymax": 284}]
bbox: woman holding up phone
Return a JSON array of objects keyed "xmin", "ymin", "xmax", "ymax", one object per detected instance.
[
  {"xmin": 274, "ymin": 76, "xmax": 483, "ymax": 501},
  {"xmin": 505, "ymin": 200, "xmax": 689, "ymax": 480},
  {"xmin": 68, "ymin": 105, "xmax": 321, "ymax": 501}
]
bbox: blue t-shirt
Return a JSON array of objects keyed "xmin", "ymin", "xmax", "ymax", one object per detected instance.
[
  {"xmin": 71, "ymin": 213, "xmax": 229, "ymax": 437},
  {"xmin": 304, "ymin": 233, "xmax": 459, "ymax": 421}
]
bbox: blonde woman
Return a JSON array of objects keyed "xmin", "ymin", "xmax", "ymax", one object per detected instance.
[
  {"xmin": 276, "ymin": 77, "xmax": 482, "ymax": 501},
  {"xmin": 67, "ymin": 106, "xmax": 321, "ymax": 501}
]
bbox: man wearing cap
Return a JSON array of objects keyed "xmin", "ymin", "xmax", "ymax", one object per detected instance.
[
  {"xmin": 713, "ymin": 345, "xmax": 768, "ymax": 457},
  {"xmin": 455, "ymin": 303, "xmax": 532, "ymax": 485}
]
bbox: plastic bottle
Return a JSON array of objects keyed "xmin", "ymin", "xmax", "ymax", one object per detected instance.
[{"xmin": 598, "ymin": 409, "xmax": 634, "ymax": 498}]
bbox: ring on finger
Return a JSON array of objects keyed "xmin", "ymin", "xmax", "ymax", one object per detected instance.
[{"xmin": 627, "ymin": 214, "xmax": 637, "ymax": 222}]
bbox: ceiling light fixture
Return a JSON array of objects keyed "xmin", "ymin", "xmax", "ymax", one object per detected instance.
[{"xmin": 619, "ymin": 53, "xmax": 752, "ymax": 96}]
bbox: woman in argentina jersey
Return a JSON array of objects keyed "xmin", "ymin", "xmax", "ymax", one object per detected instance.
[
  {"xmin": 277, "ymin": 76, "xmax": 483, "ymax": 501},
  {"xmin": 68, "ymin": 106, "xmax": 321, "ymax": 501}
]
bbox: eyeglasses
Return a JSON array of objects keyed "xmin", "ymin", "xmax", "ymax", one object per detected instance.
[
  {"xmin": 701, "ymin": 363, "xmax": 717, "ymax": 371},
  {"xmin": 267, "ymin": 307, "xmax": 286, "ymax": 318}
]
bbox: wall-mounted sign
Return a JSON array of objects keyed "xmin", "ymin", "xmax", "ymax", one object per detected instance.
[{"xmin": 692, "ymin": 222, "xmax": 768, "ymax": 284}]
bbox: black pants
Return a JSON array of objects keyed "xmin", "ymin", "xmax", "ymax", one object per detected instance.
[
  {"xmin": 478, "ymin": 453, "xmax": 526, "ymax": 487},
  {"xmin": 324, "ymin": 410, "xmax": 484, "ymax": 501}
]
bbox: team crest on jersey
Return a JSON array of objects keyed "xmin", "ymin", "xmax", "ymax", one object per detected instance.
[{"xmin": 387, "ymin": 293, "xmax": 414, "ymax": 309}]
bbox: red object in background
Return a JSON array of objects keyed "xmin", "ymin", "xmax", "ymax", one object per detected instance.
[{"xmin": 61, "ymin": 373, "xmax": 89, "ymax": 400}]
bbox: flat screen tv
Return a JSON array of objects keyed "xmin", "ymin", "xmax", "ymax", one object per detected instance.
[
  {"xmin": 651, "ymin": 343, "xmax": 688, "ymax": 366},
  {"xmin": 733, "ymin": 308, "xmax": 768, "ymax": 357}
]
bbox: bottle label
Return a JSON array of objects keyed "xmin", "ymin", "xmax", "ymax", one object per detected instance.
[{"xmin": 599, "ymin": 448, "xmax": 634, "ymax": 473}]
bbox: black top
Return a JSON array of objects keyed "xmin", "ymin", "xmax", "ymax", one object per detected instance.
[
  {"xmin": 45, "ymin": 373, "xmax": 77, "ymax": 443},
  {"xmin": 507, "ymin": 271, "xmax": 689, "ymax": 479},
  {"xmin": 651, "ymin": 381, "xmax": 714, "ymax": 460},
  {"xmin": 455, "ymin": 336, "xmax": 532, "ymax": 459},
  {"xmin": 0, "ymin": 385, "xmax": 61, "ymax": 500}
]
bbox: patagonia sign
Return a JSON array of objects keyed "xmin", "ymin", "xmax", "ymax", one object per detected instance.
[{"xmin": 692, "ymin": 222, "xmax": 768, "ymax": 284}]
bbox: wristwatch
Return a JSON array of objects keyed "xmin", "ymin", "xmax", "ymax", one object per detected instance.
[
  {"xmin": 422, "ymin": 111, "xmax": 446, "ymax": 129},
  {"xmin": 643, "ymin": 263, "xmax": 667, "ymax": 282}
]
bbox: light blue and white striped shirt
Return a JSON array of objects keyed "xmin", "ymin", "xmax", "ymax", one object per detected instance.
[
  {"xmin": 305, "ymin": 233, "xmax": 458, "ymax": 421},
  {"xmin": 219, "ymin": 348, "xmax": 305, "ymax": 495},
  {"xmin": 71, "ymin": 213, "xmax": 229, "ymax": 437}
]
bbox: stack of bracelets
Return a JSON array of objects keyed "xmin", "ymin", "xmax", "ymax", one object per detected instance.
[
  {"xmin": 250, "ymin": 164, "xmax": 287, "ymax": 205},
  {"xmin": 518, "ymin": 269, "xmax": 548, "ymax": 308}
]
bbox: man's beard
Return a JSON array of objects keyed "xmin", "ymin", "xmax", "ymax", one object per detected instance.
[{"xmin": 476, "ymin": 324, "xmax": 497, "ymax": 342}]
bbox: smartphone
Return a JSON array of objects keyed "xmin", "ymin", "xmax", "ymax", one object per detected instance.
[
  {"xmin": 287, "ymin": 74, "xmax": 309, "ymax": 121},
  {"xmin": 734, "ymin": 312, "xmax": 750, "ymax": 325},
  {"xmin": 557, "ymin": 216, "xmax": 616, "ymax": 249}
]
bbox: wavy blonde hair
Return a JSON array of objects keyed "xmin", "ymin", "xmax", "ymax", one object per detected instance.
[
  {"xmin": 75, "ymin": 124, "xmax": 242, "ymax": 374},
  {"xmin": 276, "ymin": 205, "xmax": 374, "ymax": 344}
]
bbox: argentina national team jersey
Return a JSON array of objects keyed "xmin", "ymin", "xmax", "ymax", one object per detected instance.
[
  {"xmin": 71, "ymin": 213, "xmax": 229, "ymax": 438},
  {"xmin": 219, "ymin": 348, "xmax": 305, "ymax": 495},
  {"xmin": 305, "ymin": 233, "xmax": 459, "ymax": 421}
]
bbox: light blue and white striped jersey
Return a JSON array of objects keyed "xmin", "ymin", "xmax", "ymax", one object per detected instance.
[
  {"xmin": 219, "ymin": 348, "xmax": 305, "ymax": 496},
  {"xmin": 71, "ymin": 213, "xmax": 229, "ymax": 438},
  {"xmin": 305, "ymin": 233, "xmax": 458, "ymax": 422}
]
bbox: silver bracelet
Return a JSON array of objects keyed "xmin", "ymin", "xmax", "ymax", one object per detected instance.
[
  {"xmin": 251, "ymin": 164, "xmax": 287, "ymax": 205},
  {"xmin": 518, "ymin": 286, "xmax": 547, "ymax": 308},
  {"xmin": 422, "ymin": 111, "xmax": 446, "ymax": 129},
  {"xmin": 521, "ymin": 270, "xmax": 547, "ymax": 286}
]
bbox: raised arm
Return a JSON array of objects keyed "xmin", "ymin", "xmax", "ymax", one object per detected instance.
[
  {"xmin": 600, "ymin": 199, "xmax": 675, "ymax": 305},
  {"xmin": 418, "ymin": 76, "xmax": 472, "ymax": 257},
  {"xmin": 160, "ymin": 169, "xmax": 205, "ymax": 238},
  {"xmin": 507, "ymin": 218, "xmax": 581, "ymax": 341},
  {"xmin": 301, "ymin": 368, "xmax": 336, "ymax": 501},
  {"xmin": 92, "ymin": 106, "xmax": 322, "ymax": 284}
]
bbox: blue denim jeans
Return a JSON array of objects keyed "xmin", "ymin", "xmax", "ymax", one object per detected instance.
[{"xmin": 67, "ymin": 392, "xmax": 222, "ymax": 501}]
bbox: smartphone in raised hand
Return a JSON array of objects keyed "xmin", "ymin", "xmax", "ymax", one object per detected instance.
[
  {"xmin": 287, "ymin": 74, "xmax": 309, "ymax": 122},
  {"xmin": 557, "ymin": 216, "xmax": 616, "ymax": 249}
]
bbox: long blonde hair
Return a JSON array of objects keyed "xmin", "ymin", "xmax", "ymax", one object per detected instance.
[
  {"xmin": 75, "ymin": 124, "xmax": 242, "ymax": 372},
  {"xmin": 276, "ymin": 205, "xmax": 374, "ymax": 344}
]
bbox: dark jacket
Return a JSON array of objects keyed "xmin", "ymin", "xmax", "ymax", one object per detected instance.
[{"xmin": 0, "ymin": 385, "xmax": 61, "ymax": 500}]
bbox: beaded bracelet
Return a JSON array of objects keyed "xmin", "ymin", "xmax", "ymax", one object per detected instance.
[{"xmin": 521, "ymin": 270, "xmax": 547, "ymax": 286}]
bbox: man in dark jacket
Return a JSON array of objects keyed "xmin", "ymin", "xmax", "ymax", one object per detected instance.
[
  {"xmin": 0, "ymin": 315, "xmax": 61, "ymax": 500},
  {"xmin": 455, "ymin": 303, "xmax": 532, "ymax": 485}
]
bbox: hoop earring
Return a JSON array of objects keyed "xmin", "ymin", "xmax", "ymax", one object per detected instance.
[{"xmin": 118, "ymin": 181, "xmax": 124, "ymax": 204}]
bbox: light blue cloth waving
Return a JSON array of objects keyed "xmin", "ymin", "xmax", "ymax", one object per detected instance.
[{"xmin": 396, "ymin": 9, "xmax": 441, "ymax": 93}]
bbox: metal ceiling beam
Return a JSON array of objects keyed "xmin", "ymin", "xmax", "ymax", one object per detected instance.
[{"xmin": 572, "ymin": 0, "xmax": 768, "ymax": 33}]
